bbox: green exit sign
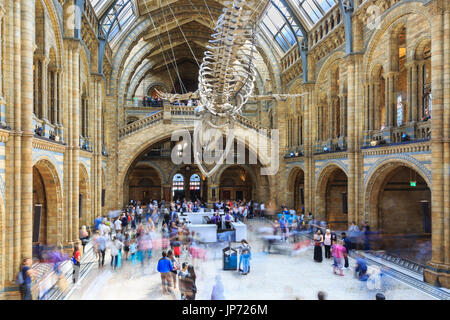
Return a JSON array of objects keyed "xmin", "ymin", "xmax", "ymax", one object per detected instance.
[{"xmin": 410, "ymin": 181, "xmax": 416, "ymax": 187}]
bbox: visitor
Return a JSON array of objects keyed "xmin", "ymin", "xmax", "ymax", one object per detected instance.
[
  {"xmin": 79, "ymin": 225, "xmax": 89, "ymax": 253},
  {"xmin": 211, "ymin": 275, "xmax": 225, "ymax": 300},
  {"xmin": 94, "ymin": 231, "xmax": 106, "ymax": 268},
  {"xmin": 341, "ymin": 232, "xmax": 351, "ymax": 269},
  {"xmin": 72, "ymin": 245, "xmax": 81, "ymax": 284},
  {"xmin": 18, "ymin": 258, "xmax": 34, "ymax": 300},
  {"xmin": 376, "ymin": 293, "xmax": 386, "ymax": 300},
  {"xmin": 184, "ymin": 265, "xmax": 197, "ymax": 300},
  {"xmin": 355, "ymin": 257, "xmax": 369, "ymax": 281},
  {"xmin": 238, "ymin": 239, "xmax": 251, "ymax": 275},
  {"xmin": 279, "ymin": 213, "xmax": 288, "ymax": 242},
  {"xmin": 260, "ymin": 202, "xmax": 265, "ymax": 218},
  {"xmin": 331, "ymin": 240, "xmax": 345, "ymax": 276},
  {"xmin": 323, "ymin": 229, "xmax": 332, "ymax": 259},
  {"xmin": 313, "ymin": 229, "xmax": 323, "ymax": 262},
  {"xmin": 178, "ymin": 262, "xmax": 189, "ymax": 300},
  {"xmin": 224, "ymin": 212, "xmax": 232, "ymax": 229},
  {"xmin": 348, "ymin": 221, "xmax": 360, "ymax": 249},
  {"xmin": 317, "ymin": 291, "xmax": 327, "ymax": 300},
  {"xmin": 167, "ymin": 250, "xmax": 180, "ymax": 290},
  {"xmin": 362, "ymin": 221, "xmax": 371, "ymax": 251},
  {"xmin": 109, "ymin": 236, "xmax": 123, "ymax": 270},
  {"xmin": 157, "ymin": 251, "xmax": 174, "ymax": 295},
  {"xmin": 114, "ymin": 216, "xmax": 122, "ymax": 234},
  {"xmin": 94, "ymin": 216, "xmax": 103, "ymax": 231},
  {"xmin": 129, "ymin": 239, "xmax": 138, "ymax": 265},
  {"xmin": 123, "ymin": 233, "xmax": 131, "ymax": 261}
]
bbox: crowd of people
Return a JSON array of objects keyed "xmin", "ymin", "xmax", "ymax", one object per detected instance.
[
  {"xmin": 141, "ymin": 96, "xmax": 163, "ymax": 107},
  {"xmin": 17, "ymin": 197, "xmax": 389, "ymax": 300}
]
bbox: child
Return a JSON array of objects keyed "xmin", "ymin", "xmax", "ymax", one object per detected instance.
[
  {"xmin": 331, "ymin": 240, "xmax": 345, "ymax": 276},
  {"xmin": 173, "ymin": 237, "xmax": 181, "ymax": 258}
]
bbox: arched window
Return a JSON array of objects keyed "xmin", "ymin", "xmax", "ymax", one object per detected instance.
[
  {"xmin": 422, "ymin": 46, "xmax": 431, "ymax": 120},
  {"xmin": 172, "ymin": 174, "xmax": 184, "ymax": 192},
  {"xmin": 189, "ymin": 174, "xmax": 201, "ymax": 191}
]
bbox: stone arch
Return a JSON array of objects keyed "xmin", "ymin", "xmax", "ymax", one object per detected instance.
[
  {"xmin": 414, "ymin": 37, "xmax": 431, "ymax": 60},
  {"xmin": 315, "ymin": 50, "xmax": 345, "ymax": 86},
  {"xmin": 32, "ymin": 158, "xmax": 63, "ymax": 248},
  {"xmin": 42, "ymin": 0, "xmax": 63, "ymax": 67},
  {"xmin": 79, "ymin": 163, "xmax": 91, "ymax": 228},
  {"xmin": 363, "ymin": 1, "xmax": 432, "ymax": 76},
  {"xmin": 364, "ymin": 160, "xmax": 432, "ymax": 255},
  {"xmin": 215, "ymin": 164, "xmax": 257, "ymax": 201},
  {"xmin": 315, "ymin": 162, "xmax": 349, "ymax": 228},
  {"xmin": 145, "ymin": 81, "xmax": 170, "ymax": 98},
  {"xmin": 286, "ymin": 165, "xmax": 305, "ymax": 211}
]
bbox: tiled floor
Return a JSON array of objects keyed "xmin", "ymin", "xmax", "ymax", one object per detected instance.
[{"xmin": 68, "ymin": 220, "xmax": 435, "ymax": 300}]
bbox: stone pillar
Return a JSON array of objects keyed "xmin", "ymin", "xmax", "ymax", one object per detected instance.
[
  {"xmin": 39, "ymin": 56, "xmax": 49, "ymax": 121},
  {"xmin": 301, "ymin": 83, "xmax": 314, "ymax": 215},
  {"xmin": 72, "ymin": 41, "xmax": 80, "ymax": 246},
  {"xmin": 385, "ymin": 72, "xmax": 398, "ymax": 128},
  {"xmin": 11, "ymin": 0, "xmax": 23, "ymax": 276},
  {"xmin": 373, "ymin": 81, "xmax": 380, "ymax": 130},
  {"xmin": 424, "ymin": 0, "xmax": 450, "ymax": 288},
  {"xmin": 21, "ymin": 0, "xmax": 34, "ymax": 261},
  {"xmin": 345, "ymin": 54, "xmax": 364, "ymax": 227},
  {"xmin": 417, "ymin": 61, "xmax": 425, "ymax": 119}
]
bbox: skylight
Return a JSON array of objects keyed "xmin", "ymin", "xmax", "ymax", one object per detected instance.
[
  {"xmin": 292, "ymin": 0, "xmax": 337, "ymax": 28},
  {"xmin": 260, "ymin": 0, "xmax": 304, "ymax": 53},
  {"xmin": 95, "ymin": 0, "xmax": 137, "ymax": 43}
]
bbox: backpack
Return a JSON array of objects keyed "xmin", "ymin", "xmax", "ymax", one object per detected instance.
[{"xmin": 16, "ymin": 269, "xmax": 24, "ymax": 286}]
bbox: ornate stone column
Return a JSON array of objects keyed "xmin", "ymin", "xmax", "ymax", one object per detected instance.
[
  {"xmin": 424, "ymin": 0, "xmax": 450, "ymax": 289},
  {"xmin": 20, "ymin": 0, "xmax": 34, "ymax": 261},
  {"xmin": 71, "ymin": 40, "xmax": 80, "ymax": 246}
]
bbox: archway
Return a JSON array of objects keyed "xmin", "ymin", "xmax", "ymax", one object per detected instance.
[
  {"xmin": 218, "ymin": 166, "xmax": 254, "ymax": 201},
  {"xmin": 316, "ymin": 165, "xmax": 348, "ymax": 230},
  {"xmin": 172, "ymin": 173, "xmax": 185, "ymax": 201},
  {"xmin": 287, "ymin": 167, "xmax": 305, "ymax": 212},
  {"xmin": 128, "ymin": 165, "xmax": 162, "ymax": 204},
  {"xmin": 32, "ymin": 160, "xmax": 62, "ymax": 259},
  {"xmin": 79, "ymin": 165, "xmax": 91, "ymax": 228},
  {"xmin": 366, "ymin": 163, "xmax": 431, "ymax": 263},
  {"xmin": 189, "ymin": 174, "xmax": 201, "ymax": 201}
]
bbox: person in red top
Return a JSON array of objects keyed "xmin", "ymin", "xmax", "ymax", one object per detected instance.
[{"xmin": 73, "ymin": 245, "xmax": 81, "ymax": 284}]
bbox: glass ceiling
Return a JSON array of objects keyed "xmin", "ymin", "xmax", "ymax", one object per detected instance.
[
  {"xmin": 260, "ymin": 0, "xmax": 337, "ymax": 53},
  {"xmin": 261, "ymin": 0, "xmax": 304, "ymax": 53},
  {"xmin": 90, "ymin": 0, "xmax": 137, "ymax": 45},
  {"xmin": 292, "ymin": 0, "xmax": 337, "ymax": 28}
]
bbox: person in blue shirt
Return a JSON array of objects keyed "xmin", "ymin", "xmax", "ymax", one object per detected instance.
[
  {"xmin": 157, "ymin": 251, "xmax": 174, "ymax": 294},
  {"xmin": 355, "ymin": 257, "xmax": 368, "ymax": 281},
  {"xmin": 279, "ymin": 214, "xmax": 288, "ymax": 242},
  {"xmin": 94, "ymin": 216, "xmax": 103, "ymax": 231}
]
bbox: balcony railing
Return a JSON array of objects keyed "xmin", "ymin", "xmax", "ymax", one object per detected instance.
[{"xmin": 366, "ymin": 121, "xmax": 431, "ymax": 146}]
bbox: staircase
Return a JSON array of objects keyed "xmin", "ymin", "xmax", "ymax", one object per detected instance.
[
  {"xmin": 119, "ymin": 105, "xmax": 272, "ymax": 140},
  {"xmin": 31, "ymin": 241, "xmax": 97, "ymax": 300}
]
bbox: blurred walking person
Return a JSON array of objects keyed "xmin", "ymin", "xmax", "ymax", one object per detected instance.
[
  {"xmin": 324, "ymin": 229, "xmax": 332, "ymax": 259},
  {"xmin": 211, "ymin": 275, "xmax": 225, "ymax": 300},
  {"xmin": 17, "ymin": 258, "xmax": 34, "ymax": 300},
  {"xmin": 72, "ymin": 245, "xmax": 81, "ymax": 284},
  {"xmin": 184, "ymin": 265, "xmax": 197, "ymax": 300}
]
